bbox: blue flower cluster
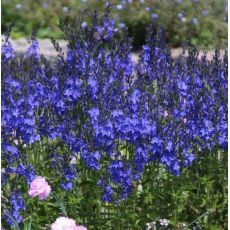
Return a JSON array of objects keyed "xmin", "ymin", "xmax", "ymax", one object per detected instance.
[
  {"xmin": 4, "ymin": 192, "xmax": 26, "ymax": 226},
  {"xmin": 1, "ymin": 13, "xmax": 227, "ymax": 224}
]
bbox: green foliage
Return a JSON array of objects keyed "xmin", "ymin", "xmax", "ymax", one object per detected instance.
[
  {"xmin": 2, "ymin": 0, "xmax": 228, "ymax": 48},
  {"xmin": 2, "ymin": 138, "xmax": 227, "ymax": 229}
]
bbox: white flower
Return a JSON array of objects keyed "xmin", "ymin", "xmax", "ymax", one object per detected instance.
[
  {"xmin": 62, "ymin": 6, "xmax": 69, "ymax": 13},
  {"xmin": 70, "ymin": 157, "xmax": 77, "ymax": 165},
  {"xmin": 14, "ymin": 139, "xmax": 19, "ymax": 145},
  {"xmin": 116, "ymin": 4, "xmax": 123, "ymax": 10},
  {"xmin": 181, "ymin": 17, "xmax": 187, "ymax": 23},
  {"xmin": 16, "ymin": 3, "xmax": 22, "ymax": 10},
  {"xmin": 159, "ymin": 218, "xmax": 170, "ymax": 226},
  {"xmin": 137, "ymin": 184, "xmax": 143, "ymax": 192}
]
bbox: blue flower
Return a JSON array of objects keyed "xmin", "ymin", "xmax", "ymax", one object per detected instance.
[
  {"xmin": 26, "ymin": 39, "xmax": 40, "ymax": 59},
  {"xmin": 102, "ymin": 184, "xmax": 113, "ymax": 202},
  {"xmin": 191, "ymin": 17, "xmax": 199, "ymax": 25},
  {"xmin": 177, "ymin": 12, "xmax": 184, "ymax": 18},
  {"xmin": 151, "ymin": 13, "xmax": 159, "ymax": 19},
  {"xmin": 4, "ymin": 192, "xmax": 25, "ymax": 226},
  {"xmin": 81, "ymin": 150, "xmax": 101, "ymax": 170},
  {"xmin": 201, "ymin": 9, "xmax": 208, "ymax": 16},
  {"xmin": 81, "ymin": 21, "xmax": 87, "ymax": 29},
  {"xmin": 1, "ymin": 42, "xmax": 14, "ymax": 60}
]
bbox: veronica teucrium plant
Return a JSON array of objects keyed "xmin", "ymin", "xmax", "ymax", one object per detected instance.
[{"xmin": 1, "ymin": 10, "xmax": 227, "ymax": 227}]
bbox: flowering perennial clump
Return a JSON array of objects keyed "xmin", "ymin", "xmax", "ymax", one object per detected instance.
[{"xmin": 1, "ymin": 12, "xmax": 227, "ymax": 226}]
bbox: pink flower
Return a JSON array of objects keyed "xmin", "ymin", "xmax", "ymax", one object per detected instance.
[
  {"xmin": 75, "ymin": 226, "xmax": 88, "ymax": 230},
  {"xmin": 51, "ymin": 217, "xmax": 87, "ymax": 230},
  {"xmin": 28, "ymin": 176, "xmax": 51, "ymax": 200}
]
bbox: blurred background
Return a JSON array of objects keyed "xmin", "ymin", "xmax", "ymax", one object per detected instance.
[{"xmin": 2, "ymin": 0, "xmax": 228, "ymax": 49}]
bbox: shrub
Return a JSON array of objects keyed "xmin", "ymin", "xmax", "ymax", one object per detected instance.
[
  {"xmin": 2, "ymin": 0, "xmax": 228, "ymax": 48},
  {"xmin": 1, "ymin": 10, "xmax": 227, "ymax": 229}
]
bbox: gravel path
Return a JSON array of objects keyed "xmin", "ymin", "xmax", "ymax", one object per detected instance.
[{"xmin": 8, "ymin": 37, "xmax": 226, "ymax": 62}]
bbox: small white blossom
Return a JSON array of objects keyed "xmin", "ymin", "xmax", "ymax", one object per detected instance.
[
  {"xmin": 16, "ymin": 3, "xmax": 22, "ymax": 10},
  {"xmin": 181, "ymin": 17, "xmax": 187, "ymax": 23},
  {"xmin": 116, "ymin": 4, "xmax": 123, "ymax": 10},
  {"xmin": 14, "ymin": 139, "xmax": 19, "ymax": 145},
  {"xmin": 137, "ymin": 184, "xmax": 143, "ymax": 192},
  {"xmin": 62, "ymin": 6, "xmax": 69, "ymax": 13},
  {"xmin": 70, "ymin": 157, "xmax": 77, "ymax": 165},
  {"xmin": 159, "ymin": 218, "xmax": 170, "ymax": 226}
]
